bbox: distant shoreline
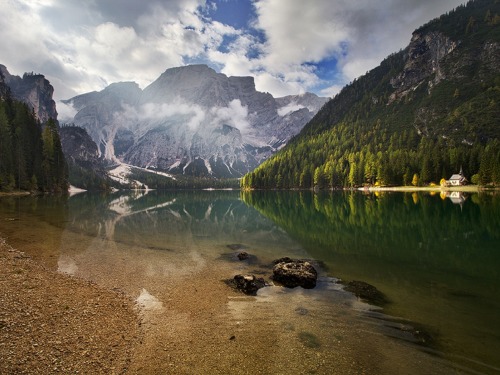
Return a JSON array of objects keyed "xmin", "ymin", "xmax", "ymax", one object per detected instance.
[
  {"xmin": 0, "ymin": 191, "xmax": 31, "ymax": 197},
  {"xmin": 359, "ymin": 185, "xmax": 487, "ymax": 193},
  {"xmin": 1, "ymin": 185, "xmax": 498, "ymax": 196}
]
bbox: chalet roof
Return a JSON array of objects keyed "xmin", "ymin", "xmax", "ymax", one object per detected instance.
[{"xmin": 449, "ymin": 174, "xmax": 464, "ymax": 180}]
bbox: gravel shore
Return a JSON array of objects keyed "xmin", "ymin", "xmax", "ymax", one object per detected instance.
[{"xmin": 0, "ymin": 238, "xmax": 140, "ymax": 374}]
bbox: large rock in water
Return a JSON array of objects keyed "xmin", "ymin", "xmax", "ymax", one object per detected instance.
[{"xmin": 272, "ymin": 258, "xmax": 318, "ymax": 289}]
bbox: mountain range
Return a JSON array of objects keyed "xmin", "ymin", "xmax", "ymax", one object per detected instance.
[
  {"xmin": 2, "ymin": 0, "xmax": 498, "ymax": 191},
  {"xmin": 62, "ymin": 65, "xmax": 327, "ymax": 179}
]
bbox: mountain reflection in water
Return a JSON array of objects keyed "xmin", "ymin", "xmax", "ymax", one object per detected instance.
[{"xmin": 0, "ymin": 190, "xmax": 499, "ymax": 374}]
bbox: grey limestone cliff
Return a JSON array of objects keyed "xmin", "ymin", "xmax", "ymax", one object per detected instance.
[
  {"xmin": 63, "ymin": 65, "xmax": 328, "ymax": 178},
  {"xmin": 0, "ymin": 64, "xmax": 58, "ymax": 123}
]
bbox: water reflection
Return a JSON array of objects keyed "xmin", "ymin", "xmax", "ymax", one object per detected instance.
[
  {"xmin": 446, "ymin": 191, "xmax": 468, "ymax": 207},
  {"xmin": 1, "ymin": 190, "xmax": 499, "ymax": 373},
  {"xmin": 242, "ymin": 190, "xmax": 500, "ymax": 373},
  {"xmin": 64, "ymin": 190, "xmax": 294, "ymax": 254}
]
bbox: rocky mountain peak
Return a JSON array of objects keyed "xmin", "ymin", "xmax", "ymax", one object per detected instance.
[
  {"xmin": 140, "ymin": 64, "xmax": 258, "ymax": 108},
  {"xmin": 64, "ymin": 64, "xmax": 328, "ymax": 178}
]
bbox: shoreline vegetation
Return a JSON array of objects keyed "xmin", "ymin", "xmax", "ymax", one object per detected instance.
[
  {"xmin": 1, "ymin": 183, "xmax": 498, "ymax": 197},
  {"xmin": 359, "ymin": 185, "xmax": 485, "ymax": 192}
]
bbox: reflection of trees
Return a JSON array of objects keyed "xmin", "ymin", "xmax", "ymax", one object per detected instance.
[{"xmin": 241, "ymin": 191, "xmax": 500, "ymax": 279}]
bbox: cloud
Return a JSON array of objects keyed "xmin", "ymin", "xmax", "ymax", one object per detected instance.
[
  {"xmin": 57, "ymin": 100, "xmax": 78, "ymax": 123},
  {"xmin": 210, "ymin": 99, "xmax": 249, "ymax": 132},
  {"xmin": 246, "ymin": 0, "xmax": 465, "ymax": 91},
  {"xmin": 117, "ymin": 100, "xmax": 206, "ymax": 131},
  {"xmin": 1, "ymin": 0, "xmax": 465, "ymax": 101},
  {"xmin": 277, "ymin": 103, "xmax": 305, "ymax": 117}
]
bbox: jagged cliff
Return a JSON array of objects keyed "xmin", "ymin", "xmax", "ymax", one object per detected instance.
[
  {"xmin": 59, "ymin": 126, "xmax": 112, "ymax": 190},
  {"xmin": 388, "ymin": 31, "xmax": 459, "ymax": 104},
  {"xmin": 0, "ymin": 64, "xmax": 58, "ymax": 123},
  {"xmin": 63, "ymin": 65, "xmax": 327, "ymax": 178},
  {"xmin": 0, "ymin": 63, "xmax": 109, "ymax": 190}
]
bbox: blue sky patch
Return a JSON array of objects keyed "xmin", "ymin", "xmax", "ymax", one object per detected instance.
[{"xmin": 206, "ymin": 0, "xmax": 256, "ymax": 30}]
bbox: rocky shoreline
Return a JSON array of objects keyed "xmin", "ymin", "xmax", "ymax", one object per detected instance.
[{"xmin": 0, "ymin": 237, "xmax": 140, "ymax": 374}]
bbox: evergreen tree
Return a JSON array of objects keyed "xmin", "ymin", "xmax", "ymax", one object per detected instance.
[{"xmin": 0, "ymin": 94, "xmax": 68, "ymax": 192}]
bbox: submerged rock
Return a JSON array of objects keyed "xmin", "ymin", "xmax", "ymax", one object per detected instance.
[
  {"xmin": 237, "ymin": 251, "xmax": 249, "ymax": 261},
  {"xmin": 272, "ymin": 258, "xmax": 317, "ymax": 289},
  {"xmin": 227, "ymin": 244, "xmax": 248, "ymax": 251},
  {"xmin": 344, "ymin": 280, "xmax": 389, "ymax": 306},
  {"xmin": 231, "ymin": 274, "xmax": 267, "ymax": 295}
]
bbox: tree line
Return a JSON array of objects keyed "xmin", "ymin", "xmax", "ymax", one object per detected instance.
[
  {"xmin": 0, "ymin": 94, "xmax": 67, "ymax": 192},
  {"xmin": 241, "ymin": 122, "xmax": 499, "ymax": 189}
]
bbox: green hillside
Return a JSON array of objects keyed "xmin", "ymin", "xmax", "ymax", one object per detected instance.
[{"xmin": 242, "ymin": 0, "xmax": 500, "ymax": 189}]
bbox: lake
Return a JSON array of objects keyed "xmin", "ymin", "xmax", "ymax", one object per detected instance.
[{"xmin": 0, "ymin": 190, "xmax": 499, "ymax": 374}]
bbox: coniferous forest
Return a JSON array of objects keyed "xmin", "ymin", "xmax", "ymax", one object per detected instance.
[
  {"xmin": 0, "ymin": 93, "xmax": 67, "ymax": 192},
  {"xmin": 242, "ymin": 0, "xmax": 500, "ymax": 190}
]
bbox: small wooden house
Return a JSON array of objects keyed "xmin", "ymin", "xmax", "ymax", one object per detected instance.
[{"xmin": 447, "ymin": 167, "xmax": 467, "ymax": 186}]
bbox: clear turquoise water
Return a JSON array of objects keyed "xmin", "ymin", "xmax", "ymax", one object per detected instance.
[{"xmin": 1, "ymin": 190, "xmax": 499, "ymax": 374}]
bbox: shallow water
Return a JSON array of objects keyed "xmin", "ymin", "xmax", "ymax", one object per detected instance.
[{"xmin": 0, "ymin": 190, "xmax": 499, "ymax": 374}]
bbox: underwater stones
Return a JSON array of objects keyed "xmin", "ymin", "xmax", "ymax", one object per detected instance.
[
  {"xmin": 237, "ymin": 251, "xmax": 249, "ymax": 260},
  {"xmin": 298, "ymin": 331, "xmax": 321, "ymax": 348},
  {"xmin": 226, "ymin": 244, "xmax": 248, "ymax": 251},
  {"xmin": 344, "ymin": 280, "xmax": 389, "ymax": 306},
  {"xmin": 272, "ymin": 258, "xmax": 318, "ymax": 289},
  {"xmin": 232, "ymin": 274, "xmax": 267, "ymax": 295}
]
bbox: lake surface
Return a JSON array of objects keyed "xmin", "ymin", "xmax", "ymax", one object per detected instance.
[{"xmin": 0, "ymin": 190, "xmax": 499, "ymax": 374}]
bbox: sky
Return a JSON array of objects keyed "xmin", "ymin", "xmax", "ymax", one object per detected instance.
[{"xmin": 1, "ymin": 0, "xmax": 465, "ymax": 102}]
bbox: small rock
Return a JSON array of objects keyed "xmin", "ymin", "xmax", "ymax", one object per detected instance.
[
  {"xmin": 272, "ymin": 258, "xmax": 317, "ymax": 289},
  {"xmin": 232, "ymin": 274, "xmax": 267, "ymax": 295},
  {"xmin": 295, "ymin": 307, "xmax": 309, "ymax": 315}
]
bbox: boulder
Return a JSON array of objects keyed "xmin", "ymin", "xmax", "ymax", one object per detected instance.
[
  {"xmin": 232, "ymin": 274, "xmax": 267, "ymax": 295},
  {"xmin": 272, "ymin": 258, "xmax": 317, "ymax": 289}
]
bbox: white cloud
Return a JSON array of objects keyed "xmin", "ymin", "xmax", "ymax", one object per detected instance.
[
  {"xmin": 254, "ymin": 0, "xmax": 348, "ymax": 67},
  {"xmin": 57, "ymin": 100, "xmax": 78, "ymax": 123},
  {"xmin": 319, "ymin": 84, "xmax": 344, "ymax": 98},
  {"xmin": 277, "ymin": 103, "xmax": 305, "ymax": 117},
  {"xmin": 0, "ymin": 0, "xmax": 465, "ymax": 102},
  {"xmin": 210, "ymin": 99, "xmax": 249, "ymax": 132},
  {"xmin": 118, "ymin": 100, "xmax": 206, "ymax": 131},
  {"xmin": 248, "ymin": 0, "xmax": 465, "ymax": 91}
]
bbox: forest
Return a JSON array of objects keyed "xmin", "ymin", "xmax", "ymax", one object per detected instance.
[
  {"xmin": 242, "ymin": 0, "xmax": 500, "ymax": 190},
  {"xmin": 0, "ymin": 93, "xmax": 67, "ymax": 192}
]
